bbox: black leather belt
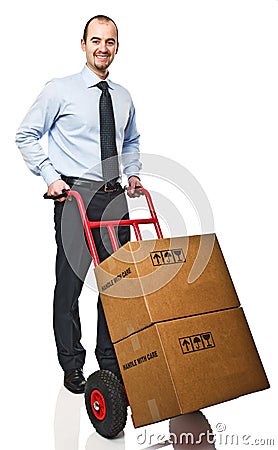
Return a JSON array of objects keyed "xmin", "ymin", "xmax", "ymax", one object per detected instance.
[{"xmin": 61, "ymin": 176, "xmax": 122, "ymax": 192}]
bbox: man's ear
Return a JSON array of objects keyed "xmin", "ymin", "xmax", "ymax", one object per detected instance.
[{"xmin": 81, "ymin": 38, "xmax": 86, "ymax": 52}]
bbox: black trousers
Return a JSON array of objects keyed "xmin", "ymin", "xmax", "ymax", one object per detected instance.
[{"xmin": 53, "ymin": 185, "xmax": 130, "ymax": 377}]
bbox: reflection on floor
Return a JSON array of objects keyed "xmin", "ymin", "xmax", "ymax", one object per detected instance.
[{"xmin": 54, "ymin": 385, "xmax": 216, "ymax": 449}]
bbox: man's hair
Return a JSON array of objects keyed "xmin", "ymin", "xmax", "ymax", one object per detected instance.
[{"xmin": 83, "ymin": 15, "xmax": 119, "ymax": 44}]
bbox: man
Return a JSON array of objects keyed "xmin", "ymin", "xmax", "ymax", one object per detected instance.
[{"xmin": 16, "ymin": 15, "xmax": 142, "ymax": 394}]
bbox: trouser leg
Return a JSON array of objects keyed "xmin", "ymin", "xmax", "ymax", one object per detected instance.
[
  {"xmin": 53, "ymin": 186, "xmax": 130, "ymax": 376},
  {"xmin": 53, "ymin": 200, "xmax": 90, "ymax": 371},
  {"xmin": 87, "ymin": 190, "xmax": 130, "ymax": 379}
]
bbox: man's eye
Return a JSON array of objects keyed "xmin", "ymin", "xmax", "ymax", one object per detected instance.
[
  {"xmin": 91, "ymin": 39, "xmax": 100, "ymax": 44},
  {"xmin": 107, "ymin": 41, "xmax": 115, "ymax": 46}
]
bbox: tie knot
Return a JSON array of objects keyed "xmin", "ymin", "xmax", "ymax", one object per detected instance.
[{"xmin": 96, "ymin": 81, "xmax": 109, "ymax": 92}]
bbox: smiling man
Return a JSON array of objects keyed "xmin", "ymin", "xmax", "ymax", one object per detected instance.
[
  {"xmin": 16, "ymin": 15, "xmax": 142, "ymax": 393},
  {"xmin": 82, "ymin": 17, "xmax": 119, "ymax": 77}
]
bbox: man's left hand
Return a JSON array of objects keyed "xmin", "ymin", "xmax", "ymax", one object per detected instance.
[{"xmin": 127, "ymin": 176, "xmax": 143, "ymax": 198}]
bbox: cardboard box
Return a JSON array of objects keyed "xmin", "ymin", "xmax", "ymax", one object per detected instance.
[
  {"xmin": 115, "ymin": 307, "xmax": 269, "ymax": 428},
  {"xmin": 94, "ymin": 233, "xmax": 269, "ymax": 427},
  {"xmin": 95, "ymin": 234, "xmax": 240, "ymax": 343}
]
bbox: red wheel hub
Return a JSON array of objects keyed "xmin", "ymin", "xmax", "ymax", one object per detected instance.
[{"xmin": 90, "ymin": 389, "xmax": 106, "ymax": 421}]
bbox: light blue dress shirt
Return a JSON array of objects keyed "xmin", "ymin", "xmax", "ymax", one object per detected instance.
[{"xmin": 16, "ymin": 65, "xmax": 141, "ymax": 186}]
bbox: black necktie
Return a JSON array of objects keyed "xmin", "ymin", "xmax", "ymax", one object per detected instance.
[{"xmin": 96, "ymin": 81, "xmax": 119, "ymax": 183}]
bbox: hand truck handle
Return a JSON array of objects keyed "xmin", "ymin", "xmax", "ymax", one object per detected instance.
[
  {"xmin": 43, "ymin": 189, "xmax": 69, "ymax": 200},
  {"xmin": 43, "ymin": 186, "xmax": 163, "ymax": 266},
  {"xmin": 43, "ymin": 187, "xmax": 144, "ymax": 200}
]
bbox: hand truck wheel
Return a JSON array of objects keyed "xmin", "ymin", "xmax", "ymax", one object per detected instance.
[{"xmin": 85, "ymin": 369, "xmax": 128, "ymax": 439}]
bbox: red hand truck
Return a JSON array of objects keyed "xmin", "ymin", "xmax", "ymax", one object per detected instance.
[{"xmin": 45, "ymin": 187, "xmax": 163, "ymax": 438}]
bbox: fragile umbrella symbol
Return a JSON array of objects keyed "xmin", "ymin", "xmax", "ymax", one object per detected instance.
[
  {"xmin": 164, "ymin": 251, "xmax": 172, "ymax": 263},
  {"xmin": 193, "ymin": 336, "xmax": 201, "ymax": 349}
]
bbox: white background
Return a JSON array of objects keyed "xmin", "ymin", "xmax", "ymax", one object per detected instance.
[{"xmin": 2, "ymin": 0, "xmax": 277, "ymax": 448}]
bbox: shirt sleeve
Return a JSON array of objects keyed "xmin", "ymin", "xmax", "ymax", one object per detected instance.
[
  {"xmin": 15, "ymin": 79, "xmax": 62, "ymax": 186},
  {"xmin": 121, "ymin": 101, "xmax": 142, "ymax": 179}
]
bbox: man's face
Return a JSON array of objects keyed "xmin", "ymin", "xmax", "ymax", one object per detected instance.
[{"xmin": 81, "ymin": 19, "xmax": 118, "ymax": 78}]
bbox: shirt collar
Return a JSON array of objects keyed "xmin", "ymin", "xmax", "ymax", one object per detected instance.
[{"xmin": 81, "ymin": 65, "xmax": 113, "ymax": 89}]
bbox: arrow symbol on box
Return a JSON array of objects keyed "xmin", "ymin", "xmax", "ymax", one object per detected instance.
[
  {"xmin": 182, "ymin": 339, "xmax": 191, "ymax": 352},
  {"xmin": 153, "ymin": 253, "xmax": 162, "ymax": 265}
]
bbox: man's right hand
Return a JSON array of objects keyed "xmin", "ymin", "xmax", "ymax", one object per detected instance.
[{"xmin": 47, "ymin": 179, "xmax": 70, "ymax": 202}]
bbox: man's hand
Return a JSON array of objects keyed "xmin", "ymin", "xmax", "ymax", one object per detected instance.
[
  {"xmin": 127, "ymin": 176, "xmax": 143, "ymax": 198},
  {"xmin": 47, "ymin": 179, "xmax": 70, "ymax": 202}
]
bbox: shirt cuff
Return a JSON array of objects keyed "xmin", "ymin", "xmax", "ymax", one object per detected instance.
[
  {"xmin": 124, "ymin": 166, "xmax": 141, "ymax": 180},
  {"xmin": 41, "ymin": 164, "xmax": 61, "ymax": 186}
]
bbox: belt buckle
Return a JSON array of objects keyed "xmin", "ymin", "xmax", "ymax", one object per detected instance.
[{"xmin": 104, "ymin": 182, "xmax": 116, "ymax": 192}]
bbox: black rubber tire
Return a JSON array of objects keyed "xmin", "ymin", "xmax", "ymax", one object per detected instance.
[{"xmin": 85, "ymin": 369, "xmax": 128, "ymax": 439}]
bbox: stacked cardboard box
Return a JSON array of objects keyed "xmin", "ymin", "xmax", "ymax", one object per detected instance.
[{"xmin": 94, "ymin": 233, "xmax": 269, "ymax": 427}]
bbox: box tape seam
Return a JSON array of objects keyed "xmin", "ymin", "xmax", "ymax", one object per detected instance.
[
  {"xmin": 147, "ymin": 398, "xmax": 161, "ymax": 422},
  {"xmin": 126, "ymin": 323, "xmax": 141, "ymax": 352},
  {"xmin": 156, "ymin": 324, "xmax": 183, "ymax": 413}
]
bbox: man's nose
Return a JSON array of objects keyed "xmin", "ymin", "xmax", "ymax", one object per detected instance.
[{"xmin": 99, "ymin": 40, "xmax": 108, "ymax": 52}]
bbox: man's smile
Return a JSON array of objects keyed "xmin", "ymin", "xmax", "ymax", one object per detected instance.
[{"xmin": 95, "ymin": 53, "xmax": 109, "ymax": 61}]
